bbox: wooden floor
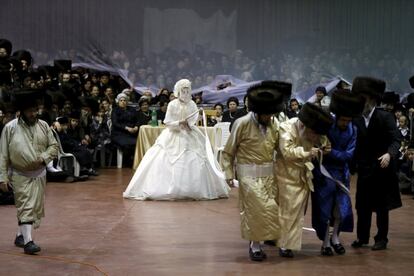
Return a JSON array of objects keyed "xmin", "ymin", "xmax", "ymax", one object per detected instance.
[{"xmin": 0, "ymin": 168, "xmax": 413, "ymax": 276}]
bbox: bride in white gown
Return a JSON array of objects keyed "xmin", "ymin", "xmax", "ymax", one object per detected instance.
[{"xmin": 123, "ymin": 79, "xmax": 230, "ymax": 200}]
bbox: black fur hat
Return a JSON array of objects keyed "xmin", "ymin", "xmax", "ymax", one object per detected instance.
[
  {"xmin": 247, "ymin": 81, "xmax": 284, "ymax": 114},
  {"xmin": 406, "ymin": 93, "xmax": 414, "ymax": 109},
  {"xmin": 12, "ymin": 88, "xmax": 43, "ymax": 111},
  {"xmin": 351, "ymin": 76, "xmax": 386, "ymax": 101},
  {"xmin": 298, "ymin": 103, "xmax": 333, "ymax": 135},
  {"xmin": 329, "ymin": 89, "xmax": 365, "ymax": 117},
  {"xmin": 261, "ymin": 80, "xmax": 292, "ymax": 102}
]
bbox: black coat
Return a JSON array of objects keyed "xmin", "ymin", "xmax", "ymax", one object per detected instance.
[{"xmin": 353, "ymin": 108, "xmax": 402, "ymax": 211}]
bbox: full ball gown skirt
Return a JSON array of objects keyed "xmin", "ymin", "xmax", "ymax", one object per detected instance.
[{"xmin": 123, "ymin": 125, "xmax": 230, "ymax": 200}]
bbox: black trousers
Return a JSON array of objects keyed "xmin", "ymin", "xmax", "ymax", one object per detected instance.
[{"xmin": 356, "ymin": 208, "xmax": 389, "ymax": 243}]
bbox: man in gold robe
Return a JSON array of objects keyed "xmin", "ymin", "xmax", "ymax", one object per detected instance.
[
  {"xmin": 222, "ymin": 81, "xmax": 284, "ymax": 261},
  {"xmin": 275, "ymin": 103, "xmax": 333, "ymax": 257},
  {"xmin": 0, "ymin": 89, "xmax": 58, "ymax": 255}
]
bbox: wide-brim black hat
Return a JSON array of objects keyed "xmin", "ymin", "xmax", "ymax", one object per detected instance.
[
  {"xmin": 381, "ymin": 91, "xmax": 400, "ymax": 105},
  {"xmin": 351, "ymin": 76, "xmax": 386, "ymax": 100},
  {"xmin": 247, "ymin": 81, "xmax": 284, "ymax": 114},
  {"xmin": 0, "ymin": 39, "xmax": 12, "ymax": 56},
  {"xmin": 261, "ymin": 80, "xmax": 292, "ymax": 101},
  {"xmin": 329, "ymin": 89, "xmax": 365, "ymax": 117},
  {"xmin": 298, "ymin": 103, "xmax": 333, "ymax": 135},
  {"xmin": 12, "ymin": 88, "xmax": 43, "ymax": 111}
]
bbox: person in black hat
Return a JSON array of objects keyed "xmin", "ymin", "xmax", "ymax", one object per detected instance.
[
  {"xmin": 0, "ymin": 39, "xmax": 12, "ymax": 59},
  {"xmin": 380, "ymin": 91, "xmax": 400, "ymax": 113},
  {"xmin": 275, "ymin": 102, "xmax": 333, "ymax": 258},
  {"xmin": 0, "ymin": 88, "xmax": 58, "ymax": 255},
  {"xmin": 351, "ymin": 76, "xmax": 402, "ymax": 251},
  {"xmin": 262, "ymin": 80, "xmax": 292, "ymax": 123},
  {"xmin": 311, "ymin": 89, "xmax": 365, "ymax": 256},
  {"xmin": 221, "ymin": 81, "xmax": 284, "ymax": 261}
]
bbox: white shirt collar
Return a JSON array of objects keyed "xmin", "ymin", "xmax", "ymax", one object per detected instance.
[{"xmin": 363, "ymin": 107, "xmax": 376, "ymax": 127}]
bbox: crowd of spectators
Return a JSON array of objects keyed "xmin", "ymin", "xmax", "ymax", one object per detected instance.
[{"xmin": 1, "ymin": 37, "xmax": 414, "ymax": 201}]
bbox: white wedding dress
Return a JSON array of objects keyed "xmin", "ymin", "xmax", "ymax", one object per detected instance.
[{"xmin": 123, "ymin": 99, "xmax": 230, "ymax": 200}]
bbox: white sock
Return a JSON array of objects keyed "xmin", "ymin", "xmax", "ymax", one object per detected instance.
[
  {"xmin": 323, "ymin": 223, "xmax": 331, "ymax": 248},
  {"xmin": 331, "ymin": 206, "xmax": 341, "ymax": 245},
  {"xmin": 20, "ymin": 224, "xmax": 33, "ymax": 244},
  {"xmin": 16, "ymin": 226, "xmax": 22, "ymax": 236},
  {"xmin": 250, "ymin": 241, "xmax": 261, "ymax": 253}
]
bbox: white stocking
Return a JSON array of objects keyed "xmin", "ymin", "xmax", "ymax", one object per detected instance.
[{"xmin": 20, "ymin": 224, "xmax": 33, "ymax": 244}]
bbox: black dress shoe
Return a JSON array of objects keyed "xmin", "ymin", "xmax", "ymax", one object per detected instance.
[
  {"xmin": 351, "ymin": 240, "xmax": 368, "ymax": 248},
  {"xmin": 264, "ymin": 240, "xmax": 276, "ymax": 246},
  {"xmin": 321, "ymin": 246, "xmax": 334, "ymax": 256},
  {"xmin": 279, "ymin": 248, "xmax": 294, "ymax": 258},
  {"xmin": 24, "ymin": 241, "xmax": 41, "ymax": 255},
  {"xmin": 14, "ymin": 235, "xmax": 24, "ymax": 248},
  {"xmin": 331, "ymin": 240, "xmax": 346, "ymax": 255},
  {"xmin": 372, "ymin": 240, "xmax": 387, "ymax": 251},
  {"xmin": 249, "ymin": 248, "xmax": 267, "ymax": 261}
]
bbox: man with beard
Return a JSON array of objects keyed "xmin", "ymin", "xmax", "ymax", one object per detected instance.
[
  {"xmin": 311, "ymin": 89, "xmax": 365, "ymax": 256},
  {"xmin": 0, "ymin": 89, "xmax": 58, "ymax": 254},
  {"xmin": 221, "ymin": 81, "xmax": 284, "ymax": 261},
  {"xmin": 275, "ymin": 103, "xmax": 333, "ymax": 258},
  {"xmin": 351, "ymin": 76, "xmax": 402, "ymax": 251}
]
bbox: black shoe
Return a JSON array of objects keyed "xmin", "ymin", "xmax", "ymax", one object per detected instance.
[
  {"xmin": 372, "ymin": 240, "xmax": 387, "ymax": 251},
  {"xmin": 14, "ymin": 235, "xmax": 24, "ymax": 248},
  {"xmin": 74, "ymin": 175, "xmax": 89, "ymax": 182},
  {"xmin": 331, "ymin": 239, "xmax": 346, "ymax": 255},
  {"xmin": 279, "ymin": 248, "xmax": 294, "ymax": 258},
  {"xmin": 264, "ymin": 240, "xmax": 276, "ymax": 246},
  {"xmin": 88, "ymin": 169, "xmax": 99, "ymax": 176},
  {"xmin": 351, "ymin": 240, "xmax": 368, "ymax": 248},
  {"xmin": 24, "ymin": 241, "xmax": 41, "ymax": 255},
  {"xmin": 249, "ymin": 247, "xmax": 267, "ymax": 262},
  {"xmin": 321, "ymin": 246, "xmax": 334, "ymax": 256}
]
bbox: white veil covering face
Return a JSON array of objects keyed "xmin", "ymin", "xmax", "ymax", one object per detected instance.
[{"xmin": 174, "ymin": 79, "xmax": 192, "ymax": 103}]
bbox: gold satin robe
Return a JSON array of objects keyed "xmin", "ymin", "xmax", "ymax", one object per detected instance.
[
  {"xmin": 222, "ymin": 113, "xmax": 280, "ymax": 241},
  {"xmin": 275, "ymin": 117, "xmax": 329, "ymax": 250},
  {"xmin": 0, "ymin": 118, "xmax": 58, "ymax": 228}
]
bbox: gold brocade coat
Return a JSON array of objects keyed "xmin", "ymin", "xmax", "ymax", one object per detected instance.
[
  {"xmin": 275, "ymin": 117, "xmax": 329, "ymax": 250},
  {"xmin": 222, "ymin": 113, "xmax": 280, "ymax": 241},
  {"xmin": 0, "ymin": 118, "xmax": 58, "ymax": 228}
]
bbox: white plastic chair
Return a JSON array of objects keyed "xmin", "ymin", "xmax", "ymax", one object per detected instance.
[
  {"xmin": 213, "ymin": 122, "xmax": 231, "ymax": 162},
  {"xmin": 51, "ymin": 129, "xmax": 80, "ymax": 177}
]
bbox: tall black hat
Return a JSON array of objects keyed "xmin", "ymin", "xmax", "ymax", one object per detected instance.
[
  {"xmin": 298, "ymin": 103, "xmax": 333, "ymax": 135},
  {"xmin": 247, "ymin": 81, "xmax": 284, "ymax": 114},
  {"xmin": 329, "ymin": 89, "xmax": 365, "ymax": 117},
  {"xmin": 406, "ymin": 93, "xmax": 414, "ymax": 109},
  {"xmin": 351, "ymin": 76, "xmax": 386, "ymax": 101}
]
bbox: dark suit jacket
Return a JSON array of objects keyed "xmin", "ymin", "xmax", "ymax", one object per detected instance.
[{"xmin": 353, "ymin": 108, "xmax": 402, "ymax": 211}]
